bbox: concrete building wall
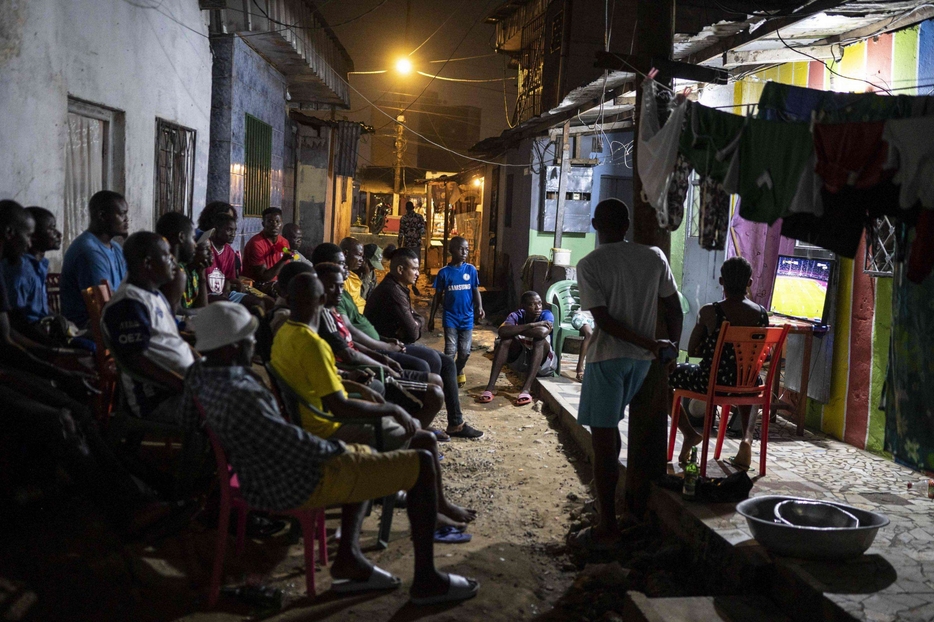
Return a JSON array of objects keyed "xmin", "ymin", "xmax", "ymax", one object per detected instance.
[
  {"xmin": 0, "ymin": 0, "xmax": 212, "ymax": 268},
  {"xmin": 207, "ymin": 35, "xmax": 288, "ymax": 249}
]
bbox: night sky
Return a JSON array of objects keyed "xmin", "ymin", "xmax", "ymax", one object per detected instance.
[{"xmin": 318, "ymin": 0, "xmax": 516, "ymax": 170}]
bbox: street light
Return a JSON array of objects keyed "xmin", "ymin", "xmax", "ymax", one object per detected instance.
[{"xmin": 395, "ymin": 57, "xmax": 413, "ymax": 75}]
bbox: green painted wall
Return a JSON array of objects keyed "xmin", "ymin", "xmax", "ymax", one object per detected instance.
[
  {"xmin": 528, "ymin": 231, "xmax": 595, "ymax": 265},
  {"xmin": 868, "ymin": 278, "xmax": 893, "ymax": 453},
  {"xmin": 670, "ymin": 220, "xmax": 685, "ymax": 289},
  {"xmin": 893, "ymin": 25, "xmax": 920, "ymax": 93}
]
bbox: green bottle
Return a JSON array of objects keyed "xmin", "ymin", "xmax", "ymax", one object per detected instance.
[{"xmin": 683, "ymin": 446, "xmax": 699, "ymax": 500}]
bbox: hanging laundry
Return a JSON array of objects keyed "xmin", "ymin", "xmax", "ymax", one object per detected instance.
[
  {"xmin": 679, "ymin": 103, "xmax": 744, "ymax": 182},
  {"xmin": 723, "ymin": 118, "xmax": 813, "ymax": 225},
  {"xmin": 813, "ymin": 121, "xmax": 894, "ymax": 193},
  {"xmin": 907, "ymin": 209, "xmax": 934, "ymax": 284},
  {"xmin": 665, "ymin": 153, "xmax": 691, "ymax": 231},
  {"xmin": 637, "ymin": 79, "xmax": 688, "ymax": 229},
  {"xmin": 883, "ymin": 116, "xmax": 934, "ymax": 209},
  {"xmin": 699, "ymin": 177, "xmax": 730, "ymax": 251},
  {"xmin": 757, "ymin": 82, "xmax": 934, "ymax": 123},
  {"xmin": 781, "ymin": 182, "xmax": 901, "ymax": 259},
  {"xmin": 786, "ymin": 152, "xmax": 823, "ymax": 218}
]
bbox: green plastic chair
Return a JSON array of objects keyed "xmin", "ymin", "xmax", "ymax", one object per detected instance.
[{"xmin": 544, "ymin": 279, "xmax": 583, "ymax": 375}]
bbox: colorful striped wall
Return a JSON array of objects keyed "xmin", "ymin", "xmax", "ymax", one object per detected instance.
[{"xmin": 723, "ymin": 19, "xmax": 934, "ymax": 452}]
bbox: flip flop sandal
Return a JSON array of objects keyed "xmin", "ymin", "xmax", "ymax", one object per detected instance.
[
  {"xmin": 429, "ymin": 427, "xmax": 451, "ymax": 443},
  {"xmin": 476, "ymin": 391, "xmax": 495, "ymax": 404},
  {"xmin": 456, "ymin": 374, "xmax": 467, "ymax": 387},
  {"xmin": 575, "ymin": 371, "xmax": 584, "ymax": 382},
  {"xmin": 434, "ymin": 527, "xmax": 472, "ymax": 544},
  {"xmin": 514, "ymin": 393, "xmax": 533, "ymax": 406},
  {"xmin": 331, "ymin": 566, "xmax": 401, "ymax": 594},
  {"xmin": 410, "ymin": 574, "xmax": 480, "ymax": 606},
  {"xmin": 728, "ymin": 456, "xmax": 751, "ymax": 471}
]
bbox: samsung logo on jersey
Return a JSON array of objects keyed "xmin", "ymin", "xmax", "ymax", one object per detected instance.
[{"xmin": 447, "ymin": 284, "xmax": 472, "ymax": 291}]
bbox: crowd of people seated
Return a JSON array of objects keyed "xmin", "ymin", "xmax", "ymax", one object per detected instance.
[{"xmin": 0, "ymin": 192, "xmax": 484, "ymax": 606}]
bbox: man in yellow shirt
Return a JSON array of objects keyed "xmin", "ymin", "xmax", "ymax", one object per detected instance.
[
  {"xmin": 271, "ymin": 273, "xmax": 476, "ymax": 528},
  {"xmin": 338, "ymin": 238, "xmax": 368, "ymax": 312}
]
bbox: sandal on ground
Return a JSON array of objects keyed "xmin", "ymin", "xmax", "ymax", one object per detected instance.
[
  {"xmin": 428, "ymin": 427, "xmax": 451, "ymax": 443},
  {"xmin": 456, "ymin": 374, "xmax": 467, "ymax": 387},
  {"xmin": 567, "ymin": 526, "xmax": 621, "ymax": 552},
  {"xmin": 476, "ymin": 391, "xmax": 494, "ymax": 404},
  {"xmin": 448, "ymin": 423, "xmax": 484, "ymax": 439},
  {"xmin": 331, "ymin": 566, "xmax": 401, "ymax": 594},
  {"xmin": 728, "ymin": 456, "xmax": 751, "ymax": 471},
  {"xmin": 575, "ymin": 370, "xmax": 584, "ymax": 382},
  {"xmin": 410, "ymin": 574, "xmax": 480, "ymax": 606},
  {"xmin": 434, "ymin": 526, "xmax": 472, "ymax": 543},
  {"xmin": 514, "ymin": 392, "xmax": 533, "ymax": 406}
]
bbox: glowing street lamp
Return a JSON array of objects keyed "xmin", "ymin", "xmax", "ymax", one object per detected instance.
[{"xmin": 395, "ymin": 57, "xmax": 413, "ymax": 75}]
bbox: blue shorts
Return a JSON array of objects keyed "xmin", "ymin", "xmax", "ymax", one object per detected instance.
[
  {"xmin": 578, "ymin": 358, "xmax": 652, "ymax": 428},
  {"xmin": 228, "ymin": 291, "xmax": 247, "ymax": 304}
]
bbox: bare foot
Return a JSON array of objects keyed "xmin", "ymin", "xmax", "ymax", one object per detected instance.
[
  {"xmin": 440, "ymin": 501, "xmax": 477, "ymax": 524},
  {"xmin": 678, "ymin": 432, "xmax": 702, "ymax": 465},
  {"xmin": 731, "ymin": 441, "xmax": 752, "ymax": 470},
  {"xmin": 436, "ymin": 513, "xmax": 466, "ymax": 530},
  {"xmin": 575, "ymin": 369, "xmax": 584, "ymax": 382},
  {"xmin": 329, "ymin": 556, "xmax": 374, "ymax": 582}
]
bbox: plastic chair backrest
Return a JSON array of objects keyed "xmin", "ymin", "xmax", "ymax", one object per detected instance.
[
  {"xmin": 264, "ymin": 362, "xmax": 334, "ymax": 428},
  {"xmin": 706, "ymin": 322, "xmax": 791, "ymax": 395},
  {"xmin": 82, "ymin": 282, "xmax": 113, "ymax": 367},
  {"xmin": 47, "ymin": 272, "xmax": 62, "ymax": 315},
  {"xmin": 544, "ymin": 279, "xmax": 579, "ymax": 325}
]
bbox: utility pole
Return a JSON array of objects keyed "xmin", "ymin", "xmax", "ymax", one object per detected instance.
[
  {"xmin": 392, "ymin": 114, "xmax": 406, "ymax": 215},
  {"xmin": 552, "ymin": 119, "xmax": 572, "ymax": 250},
  {"xmin": 626, "ymin": 0, "xmax": 674, "ymax": 520}
]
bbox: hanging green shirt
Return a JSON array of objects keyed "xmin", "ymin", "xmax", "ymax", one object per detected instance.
[{"xmin": 679, "ymin": 102, "xmax": 746, "ymax": 183}]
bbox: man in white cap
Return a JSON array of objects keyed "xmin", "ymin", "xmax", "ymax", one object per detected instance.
[{"xmin": 182, "ymin": 294, "xmax": 479, "ymax": 605}]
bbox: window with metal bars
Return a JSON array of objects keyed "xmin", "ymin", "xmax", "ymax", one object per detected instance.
[
  {"xmin": 864, "ymin": 216, "xmax": 895, "ymax": 277},
  {"xmin": 244, "ymin": 114, "xmax": 272, "ymax": 218},
  {"xmin": 153, "ymin": 118, "xmax": 196, "ymax": 219}
]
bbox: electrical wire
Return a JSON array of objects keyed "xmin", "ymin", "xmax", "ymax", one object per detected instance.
[
  {"xmin": 414, "ymin": 70, "xmax": 515, "ymax": 83},
  {"xmin": 250, "ymin": 0, "xmax": 391, "ymax": 30},
  {"xmin": 774, "ymin": 28, "xmax": 892, "ymax": 95},
  {"xmin": 429, "ymin": 53, "xmax": 499, "ymax": 63},
  {"xmin": 407, "ymin": 2, "xmax": 468, "ymax": 57}
]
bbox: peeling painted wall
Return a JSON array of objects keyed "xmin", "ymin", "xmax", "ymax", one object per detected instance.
[{"xmin": 0, "ymin": 0, "xmax": 212, "ymax": 268}]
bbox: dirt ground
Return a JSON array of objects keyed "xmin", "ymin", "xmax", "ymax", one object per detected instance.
[{"xmin": 0, "ymin": 292, "xmax": 599, "ymax": 622}]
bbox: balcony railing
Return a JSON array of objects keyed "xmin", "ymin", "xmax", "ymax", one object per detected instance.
[{"xmin": 219, "ymin": 0, "xmax": 353, "ymax": 108}]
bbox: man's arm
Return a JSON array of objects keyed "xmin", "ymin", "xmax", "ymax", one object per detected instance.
[
  {"xmin": 250, "ymin": 255, "xmax": 290, "ymax": 283},
  {"xmin": 390, "ymin": 286, "xmax": 421, "ymax": 343},
  {"xmin": 117, "ymin": 352, "xmax": 186, "ymax": 392},
  {"xmin": 427, "ymin": 289, "xmax": 443, "ymax": 331},
  {"xmin": 589, "ymin": 306, "xmax": 660, "ymax": 353},
  {"xmin": 0, "ymin": 311, "xmax": 86, "ymax": 387},
  {"xmin": 473, "ymin": 286, "xmax": 485, "ymax": 320},
  {"xmin": 193, "ymin": 268, "xmax": 209, "ymax": 309},
  {"xmin": 321, "ymin": 391, "xmax": 417, "ymax": 435},
  {"xmin": 661, "ymin": 293, "xmax": 684, "ymax": 347}
]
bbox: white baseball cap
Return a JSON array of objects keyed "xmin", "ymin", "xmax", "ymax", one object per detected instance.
[{"xmin": 192, "ymin": 302, "xmax": 259, "ymax": 352}]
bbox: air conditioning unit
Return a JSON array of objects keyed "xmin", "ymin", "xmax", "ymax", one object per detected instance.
[{"xmin": 199, "ymin": 0, "xmax": 227, "ymax": 9}]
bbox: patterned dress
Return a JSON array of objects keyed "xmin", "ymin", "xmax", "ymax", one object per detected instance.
[{"xmin": 669, "ymin": 301, "xmax": 769, "ymax": 393}]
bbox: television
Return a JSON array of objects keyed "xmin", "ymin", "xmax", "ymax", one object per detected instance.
[{"xmin": 769, "ymin": 255, "xmax": 834, "ymax": 323}]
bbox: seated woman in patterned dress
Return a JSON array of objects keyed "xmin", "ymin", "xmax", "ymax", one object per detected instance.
[{"xmin": 669, "ymin": 257, "xmax": 768, "ymax": 469}]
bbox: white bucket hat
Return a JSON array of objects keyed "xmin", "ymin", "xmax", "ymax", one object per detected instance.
[{"xmin": 192, "ymin": 301, "xmax": 258, "ymax": 352}]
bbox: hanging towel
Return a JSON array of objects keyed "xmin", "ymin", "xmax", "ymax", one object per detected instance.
[
  {"xmin": 637, "ymin": 79, "xmax": 688, "ymax": 229},
  {"xmin": 883, "ymin": 116, "xmax": 934, "ymax": 209},
  {"xmin": 907, "ymin": 209, "xmax": 934, "ymax": 284},
  {"xmin": 756, "ymin": 82, "xmax": 934, "ymax": 123},
  {"xmin": 679, "ymin": 103, "xmax": 744, "ymax": 182},
  {"xmin": 813, "ymin": 122, "xmax": 894, "ymax": 193}
]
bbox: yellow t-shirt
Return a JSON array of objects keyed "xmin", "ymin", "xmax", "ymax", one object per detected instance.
[
  {"xmin": 271, "ymin": 320, "xmax": 346, "ymax": 438},
  {"xmin": 344, "ymin": 271, "xmax": 367, "ymax": 313}
]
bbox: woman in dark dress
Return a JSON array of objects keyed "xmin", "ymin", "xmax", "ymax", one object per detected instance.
[{"xmin": 669, "ymin": 257, "xmax": 768, "ymax": 469}]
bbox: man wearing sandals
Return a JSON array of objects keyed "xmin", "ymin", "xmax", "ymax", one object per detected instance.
[
  {"xmin": 571, "ymin": 199, "xmax": 683, "ymax": 551},
  {"xmin": 185, "ymin": 294, "xmax": 480, "ymax": 605},
  {"xmin": 478, "ymin": 291, "xmax": 556, "ymax": 406}
]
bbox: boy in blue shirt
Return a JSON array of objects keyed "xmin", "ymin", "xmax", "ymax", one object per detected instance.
[{"xmin": 428, "ymin": 237, "xmax": 484, "ymax": 387}]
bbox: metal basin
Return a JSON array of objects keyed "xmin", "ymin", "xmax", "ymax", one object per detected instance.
[{"xmin": 736, "ymin": 495, "xmax": 889, "ymax": 560}]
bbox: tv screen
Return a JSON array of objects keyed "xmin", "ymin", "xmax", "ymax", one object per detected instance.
[{"xmin": 770, "ymin": 255, "xmax": 833, "ymax": 323}]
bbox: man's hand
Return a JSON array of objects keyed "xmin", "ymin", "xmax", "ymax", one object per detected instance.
[
  {"xmin": 478, "ymin": 307, "xmax": 486, "ymax": 321},
  {"xmin": 381, "ymin": 338, "xmax": 405, "ymax": 352},
  {"xmin": 653, "ymin": 339, "xmax": 678, "ymax": 361},
  {"xmin": 347, "ymin": 368, "xmax": 375, "ymax": 384},
  {"xmin": 56, "ymin": 370, "xmax": 99, "ymax": 400},
  {"xmin": 391, "ymin": 406, "xmax": 419, "ymax": 436},
  {"xmin": 381, "ymin": 355, "xmax": 404, "ymax": 375}
]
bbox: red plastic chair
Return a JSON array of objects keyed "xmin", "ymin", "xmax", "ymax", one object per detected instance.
[
  {"xmin": 82, "ymin": 282, "xmax": 118, "ymax": 422},
  {"xmin": 192, "ymin": 397, "xmax": 328, "ymax": 607},
  {"xmin": 668, "ymin": 321, "xmax": 790, "ymax": 477}
]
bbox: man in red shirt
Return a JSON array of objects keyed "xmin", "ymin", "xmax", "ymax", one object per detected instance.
[{"xmin": 243, "ymin": 207, "xmax": 291, "ymax": 287}]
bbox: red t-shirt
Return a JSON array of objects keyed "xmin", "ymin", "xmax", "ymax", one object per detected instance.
[
  {"xmin": 206, "ymin": 243, "xmax": 238, "ymax": 295},
  {"xmin": 243, "ymin": 233, "xmax": 287, "ymax": 282}
]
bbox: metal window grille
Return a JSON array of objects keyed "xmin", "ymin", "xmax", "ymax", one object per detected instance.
[
  {"xmin": 154, "ymin": 118, "xmax": 196, "ymax": 219},
  {"xmin": 244, "ymin": 114, "xmax": 272, "ymax": 217},
  {"xmin": 864, "ymin": 215, "xmax": 895, "ymax": 277},
  {"xmin": 686, "ymin": 174, "xmax": 701, "ymax": 238}
]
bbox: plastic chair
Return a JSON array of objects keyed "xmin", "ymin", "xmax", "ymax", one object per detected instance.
[
  {"xmin": 544, "ymin": 279, "xmax": 581, "ymax": 375},
  {"xmin": 667, "ymin": 321, "xmax": 790, "ymax": 477},
  {"xmin": 81, "ymin": 282, "xmax": 118, "ymax": 421},
  {"xmin": 192, "ymin": 397, "xmax": 327, "ymax": 607},
  {"xmin": 46, "ymin": 272, "xmax": 62, "ymax": 315},
  {"xmin": 263, "ymin": 363, "xmax": 398, "ymax": 550}
]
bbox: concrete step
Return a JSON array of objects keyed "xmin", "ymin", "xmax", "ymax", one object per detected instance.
[{"xmin": 622, "ymin": 591, "xmax": 793, "ymax": 622}]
